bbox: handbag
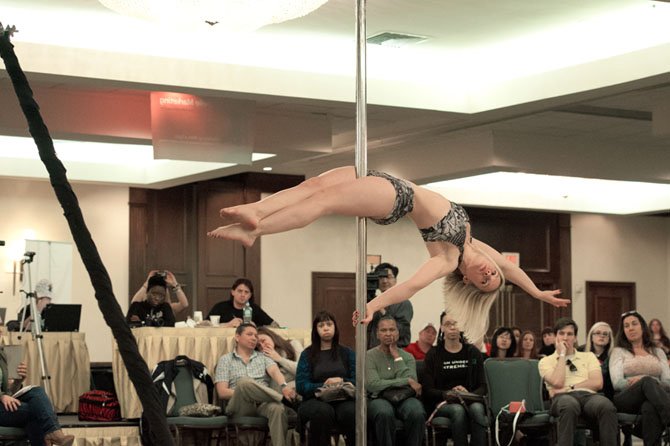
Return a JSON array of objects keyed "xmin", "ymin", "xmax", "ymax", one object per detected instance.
[
  {"xmin": 495, "ymin": 399, "xmax": 530, "ymax": 446},
  {"xmin": 177, "ymin": 402, "xmax": 222, "ymax": 417},
  {"xmin": 78, "ymin": 390, "xmax": 121, "ymax": 422},
  {"xmin": 379, "ymin": 385, "xmax": 416, "ymax": 405},
  {"xmin": 315, "ymin": 382, "xmax": 355, "ymax": 402}
]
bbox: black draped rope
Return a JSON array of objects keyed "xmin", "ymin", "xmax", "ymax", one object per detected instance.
[{"xmin": 0, "ymin": 29, "xmax": 173, "ymax": 445}]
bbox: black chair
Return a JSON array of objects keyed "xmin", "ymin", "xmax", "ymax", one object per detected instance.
[{"xmin": 0, "ymin": 427, "xmax": 28, "ymax": 446}]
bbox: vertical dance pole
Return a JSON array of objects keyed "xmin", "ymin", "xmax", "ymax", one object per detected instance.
[{"xmin": 354, "ymin": 0, "xmax": 368, "ymax": 445}]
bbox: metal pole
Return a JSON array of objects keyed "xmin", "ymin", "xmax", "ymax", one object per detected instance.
[{"xmin": 354, "ymin": 0, "xmax": 368, "ymax": 445}]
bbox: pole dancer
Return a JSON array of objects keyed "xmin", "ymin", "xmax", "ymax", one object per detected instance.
[{"xmin": 208, "ymin": 167, "xmax": 570, "ymax": 343}]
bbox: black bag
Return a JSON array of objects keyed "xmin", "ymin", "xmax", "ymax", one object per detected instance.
[
  {"xmin": 379, "ymin": 385, "xmax": 416, "ymax": 405},
  {"xmin": 78, "ymin": 390, "xmax": 121, "ymax": 421},
  {"xmin": 315, "ymin": 382, "xmax": 355, "ymax": 402}
]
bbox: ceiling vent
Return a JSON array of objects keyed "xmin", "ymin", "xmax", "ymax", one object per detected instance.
[{"xmin": 367, "ymin": 32, "xmax": 429, "ymax": 48}]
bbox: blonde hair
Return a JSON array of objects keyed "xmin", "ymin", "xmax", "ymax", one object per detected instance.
[
  {"xmin": 585, "ymin": 321, "xmax": 612, "ymax": 355},
  {"xmin": 444, "ymin": 249, "xmax": 505, "ymax": 345}
]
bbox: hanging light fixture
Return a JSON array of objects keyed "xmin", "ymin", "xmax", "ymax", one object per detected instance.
[{"xmin": 98, "ymin": 0, "xmax": 330, "ymax": 32}]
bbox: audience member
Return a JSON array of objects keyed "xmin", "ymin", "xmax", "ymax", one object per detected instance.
[
  {"xmin": 584, "ymin": 321, "xmax": 614, "ymax": 398},
  {"xmin": 256, "ymin": 326, "xmax": 303, "ymax": 393},
  {"xmin": 131, "ymin": 270, "xmax": 189, "ymax": 315},
  {"xmin": 404, "ymin": 322, "xmax": 437, "ymax": 361},
  {"xmin": 648, "ymin": 318, "xmax": 670, "ymax": 356},
  {"xmin": 610, "ymin": 311, "xmax": 670, "ymax": 446},
  {"xmin": 296, "ymin": 311, "xmax": 356, "ymax": 446},
  {"xmin": 585, "ymin": 321, "xmax": 613, "ymax": 363},
  {"xmin": 366, "ymin": 316, "xmax": 426, "ymax": 446},
  {"xmin": 0, "ymin": 349, "xmax": 74, "ymax": 446},
  {"xmin": 367, "ymin": 263, "xmax": 413, "ymax": 348},
  {"xmin": 422, "ymin": 312, "xmax": 487, "ymax": 446},
  {"xmin": 489, "ymin": 327, "xmax": 516, "ymax": 358},
  {"xmin": 516, "ymin": 330, "xmax": 538, "ymax": 359},
  {"xmin": 17, "ymin": 278, "xmax": 53, "ymax": 331},
  {"xmin": 215, "ymin": 323, "xmax": 296, "ymax": 446},
  {"xmin": 126, "ymin": 273, "xmax": 175, "ymax": 327},
  {"xmin": 538, "ymin": 318, "xmax": 617, "ymax": 446},
  {"xmin": 208, "ymin": 278, "xmax": 278, "ymax": 328},
  {"xmin": 511, "ymin": 326, "xmax": 522, "ymax": 344},
  {"xmin": 538, "ymin": 326, "xmax": 556, "ymax": 357}
]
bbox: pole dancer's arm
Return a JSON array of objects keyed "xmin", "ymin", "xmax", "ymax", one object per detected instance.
[
  {"xmin": 362, "ymin": 255, "xmax": 456, "ymax": 324},
  {"xmin": 472, "ymin": 239, "xmax": 570, "ymax": 307}
]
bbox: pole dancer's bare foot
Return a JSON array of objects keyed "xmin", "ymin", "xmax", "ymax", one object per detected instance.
[
  {"xmin": 207, "ymin": 223, "xmax": 257, "ymax": 248},
  {"xmin": 219, "ymin": 205, "xmax": 260, "ymax": 229}
]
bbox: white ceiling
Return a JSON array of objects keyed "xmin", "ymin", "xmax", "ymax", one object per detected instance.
[{"xmin": 2, "ymin": 0, "xmax": 670, "ymax": 214}]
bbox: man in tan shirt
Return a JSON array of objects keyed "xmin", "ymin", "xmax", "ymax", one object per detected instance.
[{"xmin": 538, "ymin": 318, "xmax": 617, "ymax": 446}]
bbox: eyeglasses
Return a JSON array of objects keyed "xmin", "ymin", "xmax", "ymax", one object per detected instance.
[
  {"xmin": 621, "ymin": 310, "xmax": 639, "ymax": 318},
  {"xmin": 592, "ymin": 331, "xmax": 610, "ymax": 337},
  {"xmin": 566, "ymin": 359, "xmax": 578, "ymax": 373}
]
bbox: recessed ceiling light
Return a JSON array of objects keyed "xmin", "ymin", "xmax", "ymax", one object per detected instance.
[
  {"xmin": 424, "ymin": 172, "xmax": 670, "ymax": 215},
  {"xmin": 263, "ymin": 166, "xmax": 273, "ymax": 171}
]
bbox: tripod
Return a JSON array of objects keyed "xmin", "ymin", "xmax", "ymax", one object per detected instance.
[{"xmin": 18, "ymin": 251, "xmax": 52, "ymax": 398}]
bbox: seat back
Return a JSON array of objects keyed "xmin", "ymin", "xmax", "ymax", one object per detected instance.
[
  {"xmin": 169, "ymin": 365, "xmax": 198, "ymax": 416},
  {"xmin": 484, "ymin": 358, "xmax": 544, "ymax": 414}
]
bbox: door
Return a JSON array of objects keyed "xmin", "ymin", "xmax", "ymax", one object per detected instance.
[
  {"xmin": 312, "ymin": 272, "xmax": 356, "ymax": 349},
  {"xmin": 586, "ymin": 281, "xmax": 635, "ymax": 333}
]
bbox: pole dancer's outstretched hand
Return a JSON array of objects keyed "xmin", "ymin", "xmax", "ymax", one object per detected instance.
[
  {"xmin": 352, "ymin": 303, "xmax": 375, "ymax": 327},
  {"xmin": 537, "ymin": 289, "xmax": 570, "ymax": 308}
]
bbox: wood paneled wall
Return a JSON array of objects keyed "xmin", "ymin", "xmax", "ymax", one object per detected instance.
[
  {"xmin": 466, "ymin": 207, "xmax": 571, "ymax": 337},
  {"xmin": 129, "ymin": 173, "xmax": 303, "ymax": 318}
]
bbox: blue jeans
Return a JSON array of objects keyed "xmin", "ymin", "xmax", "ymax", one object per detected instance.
[
  {"xmin": 437, "ymin": 402, "xmax": 488, "ymax": 446},
  {"xmin": 0, "ymin": 386, "xmax": 60, "ymax": 446},
  {"xmin": 368, "ymin": 397, "xmax": 426, "ymax": 446}
]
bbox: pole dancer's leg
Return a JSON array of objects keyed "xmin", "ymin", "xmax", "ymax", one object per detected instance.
[
  {"xmin": 208, "ymin": 175, "xmax": 396, "ymax": 247},
  {"xmin": 219, "ymin": 166, "xmax": 358, "ymax": 228}
]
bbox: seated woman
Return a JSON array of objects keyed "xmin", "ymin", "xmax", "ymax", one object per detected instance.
[
  {"xmin": 130, "ymin": 270, "xmax": 189, "ymax": 315},
  {"xmin": 256, "ymin": 326, "xmax": 304, "ymax": 393},
  {"xmin": 488, "ymin": 326, "xmax": 516, "ymax": 358},
  {"xmin": 610, "ymin": 311, "xmax": 670, "ymax": 446},
  {"xmin": 16, "ymin": 278, "xmax": 53, "ymax": 331},
  {"xmin": 366, "ymin": 315, "xmax": 426, "ymax": 446},
  {"xmin": 584, "ymin": 321, "xmax": 614, "ymax": 399},
  {"xmin": 126, "ymin": 273, "xmax": 176, "ymax": 327},
  {"xmin": 649, "ymin": 318, "xmax": 670, "ymax": 356},
  {"xmin": 296, "ymin": 311, "xmax": 356, "ymax": 446},
  {"xmin": 516, "ymin": 330, "xmax": 538, "ymax": 359},
  {"xmin": 208, "ymin": 278, "xmax": 278, "ymax": 328},
  {"xmin": 422, "ymin": 312, "xmax": 487, "ymax": 446},
  {"xmin": 0, "ymin": 349, "xmax": 74, "ymax": 446}
]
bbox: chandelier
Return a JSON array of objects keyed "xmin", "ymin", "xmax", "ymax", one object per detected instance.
[{"xmin": 98, "ymin": 0, "xmax": 330, "ymax": 32}]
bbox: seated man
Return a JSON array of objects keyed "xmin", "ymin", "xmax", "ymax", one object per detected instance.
[
  {"xmin": 538, "ymin": 317, "xmax": 617, "ymax": 446},
  {"xmin": 404, "ymin": 322, "xmax": 437, "ymax": 361},
  {"xmin": 366, "ymin": 315, "xmax": 426, "ymax": 446},
  {"xmin": 422, "ymin": 312, "xmax": 487, "ymax": 446},
  {"xmin": 126, "ymin": 273, "xmax": 176, "ymax": 327},
  {"xmin": 215, "ymin": 323, "xmax": 296, "ymax": 446}
]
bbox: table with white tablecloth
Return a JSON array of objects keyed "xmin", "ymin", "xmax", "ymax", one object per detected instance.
[
  {"xmin": 112, "ymin": 327, "xmax": 311, "ymax": 419},
  {"xmin": 1, "ymin": 331, "xmax": 91, "ymax": 413}
]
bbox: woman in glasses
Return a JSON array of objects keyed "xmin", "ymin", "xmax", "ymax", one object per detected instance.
[
  {"xmin": 489, "ymin": 326, "xmax": 516, "ymax": 359},
  {"xmin": 585, "ymin": 321, "xmax": 614, "ymax": 398},
  {"xmin": 609, "ymin": 311, "xmax": 670, "ymax": 445},
  {"xmin": 208, "ymin": 167, "xmax": 569, "ymax": 344}
]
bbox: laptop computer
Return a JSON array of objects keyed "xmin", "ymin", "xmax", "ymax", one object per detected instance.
[{"xmin": 42, "ymin": 304, "xmax": 82, "ymax": 332}]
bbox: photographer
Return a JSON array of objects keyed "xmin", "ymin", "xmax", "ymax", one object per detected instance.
[
  {"xmin": 126, "ymin": 273, "xmax": 176, "ymax": 327},
  {"xmin": 131, "ymin": 270, "xmax": 189, "ymax": 314},
  {"xmin": 367, "ymin": 263, "xmax": 413, "ymax": 348}
]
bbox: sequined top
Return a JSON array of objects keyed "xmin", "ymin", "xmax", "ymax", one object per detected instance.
[{"xmin": 419, "ymin": 203, "xmax": 470, "ymax": 261}]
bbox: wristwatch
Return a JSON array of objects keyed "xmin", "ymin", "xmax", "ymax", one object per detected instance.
[{"xmin": 280, "ymin": 382, "xmax": 288, "ymax": 389}]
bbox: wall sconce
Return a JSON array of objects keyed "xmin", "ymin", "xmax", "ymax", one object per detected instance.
[{"xmin": 366, "ymin": 254, "xmax": 381, "ymax": 272}]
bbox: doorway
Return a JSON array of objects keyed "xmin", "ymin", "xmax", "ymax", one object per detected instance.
[{"xmin": 586, "ymin": 281, "xmax": 635, "ymax": 334}]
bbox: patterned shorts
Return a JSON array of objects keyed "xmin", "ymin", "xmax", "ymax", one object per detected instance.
[{"xmin": 367, "ymin": 170, "xmax": 415, "ymax": 225}]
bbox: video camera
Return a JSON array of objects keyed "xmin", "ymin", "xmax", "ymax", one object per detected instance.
[{"xmin": 366, "ymin": 267, "xmax": 392, "ymax": 301}]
